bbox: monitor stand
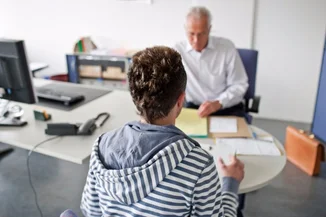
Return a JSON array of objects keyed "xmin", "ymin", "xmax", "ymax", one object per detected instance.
[{"xmin": 0, "ymin": 117, "xmax": 27, "ymax": 126}]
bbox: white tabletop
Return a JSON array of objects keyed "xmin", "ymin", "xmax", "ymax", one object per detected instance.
[
  {"xmin": 196, "ymin": 128, "xmax": 286, "ymax": 194},
  {"xmin": 0, "ymin": 79, "xmax": 139, "ymax": 164},
  {"xmin": 0, "ymin": 79, "xmax": 286, "ymax": 193}
]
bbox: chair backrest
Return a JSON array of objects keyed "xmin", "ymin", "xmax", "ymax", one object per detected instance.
[{"xmin": 237, "ymin": 49, "xmax": 258, "ymax": 100}]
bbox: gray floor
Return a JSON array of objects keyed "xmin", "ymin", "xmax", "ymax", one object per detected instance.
[
  {"xmin": 245, "ymin": 118, "xmax": 326, "ymax": 217},
  {"xmin": 0, "ymin": 118, "xmax": 325, "ymax": 217}
]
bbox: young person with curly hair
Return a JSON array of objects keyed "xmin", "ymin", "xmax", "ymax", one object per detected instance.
[{"xmin": 79, "ymin": 46, "xmax": 244, "ymax": 217}]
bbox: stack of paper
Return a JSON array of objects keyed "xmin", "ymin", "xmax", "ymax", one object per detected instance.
[
  {"xmin": 216, "ymin": 138, "xmax": 281, "ymax": 156},
  {"xmin": 210, "ymin": 117, "xmax": 238, "ymax": 133},
  {"xmin": 208, "ymin": 116, "xmax": 252, "ymax": 138},
  {"xmin": 175, "ymin": 108, "xmax": 207, "ymax": 138}
]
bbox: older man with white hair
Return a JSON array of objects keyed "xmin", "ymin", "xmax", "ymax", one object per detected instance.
[{"xmin": 175, "ymin": 6, "xmax": 249, "ymax": 119}]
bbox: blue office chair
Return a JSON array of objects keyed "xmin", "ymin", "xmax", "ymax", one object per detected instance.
[
  {"xmin": 236, "ymin": 48, "xmax": 260, "ymax": 217},
  {"xmin": 237, "ymin": 49, "xmax": 260, "ymax": 124}
]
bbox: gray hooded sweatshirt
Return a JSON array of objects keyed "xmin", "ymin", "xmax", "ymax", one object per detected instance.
[{"xmin": 81, "ymin": 121, "xmax": 239, "ymax": 217}]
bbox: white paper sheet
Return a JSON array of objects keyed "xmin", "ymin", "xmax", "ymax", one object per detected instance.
[
  {"xmin": 201, "ymin": 143, "xmax": 235, "ymax": 165},
  {"xmin": 216, "ymin": 138, "xmax": 281, "ymax": 156},
  {"xmin": 209, "ymin": 117, "xmax": 238, "ymax": 133},
  {"xmin": 258, "ymin": 136, "xmax": 274, "ymax": 142}
]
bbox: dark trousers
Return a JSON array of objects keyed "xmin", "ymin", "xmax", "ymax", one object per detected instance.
[{"xmin": 184, "ymin": 101, "xmax": 246, "ymax": 118}]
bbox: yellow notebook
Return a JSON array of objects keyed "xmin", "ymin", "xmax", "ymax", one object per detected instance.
[{"xmin": 175, "ymin": 108, "xmax": 208, "ymax": 138}]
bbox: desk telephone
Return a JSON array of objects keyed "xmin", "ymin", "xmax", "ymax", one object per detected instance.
[{"xmin": 45, "ymin": 113, "xmax": 110, "ymax": 136}]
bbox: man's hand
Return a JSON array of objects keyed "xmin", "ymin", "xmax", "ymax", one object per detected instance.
[
  {"xmin": 198, "ymin": 101, "xmax": 222, "ymax": 118},
  {"xmin": 218, "ymin": 155, "xmax": 245, "ymax": 182}
]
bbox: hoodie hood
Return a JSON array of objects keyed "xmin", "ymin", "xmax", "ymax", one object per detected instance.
[
  {"xmin": 90, "ymin": 137, "xmax": 197, "ymax": 205},
  {"xmin": 98, "ymin": 121, "xmax": 194, "ymax": 170}
]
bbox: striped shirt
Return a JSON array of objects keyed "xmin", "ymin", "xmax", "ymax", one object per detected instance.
[{"xmin": 81, "ymin": 137, "xmax": 239, "ymax": 217}]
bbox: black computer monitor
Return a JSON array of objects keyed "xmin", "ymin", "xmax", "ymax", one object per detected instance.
[
  {"xmin": 0, "ymin": 39, "xmax": 37, "ymax": 127},
  {"xmin": 0, "ymin": 39, "xmax": 37, "ymax": 104}
]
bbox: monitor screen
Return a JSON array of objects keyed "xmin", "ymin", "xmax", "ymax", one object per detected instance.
[
  {"xmin": 0, "ymin": 39, "xmax": 37, "ymax": 104},
  {"xmin": 311, "ymin": 38, "xmax": 326, "ymax": 144}
]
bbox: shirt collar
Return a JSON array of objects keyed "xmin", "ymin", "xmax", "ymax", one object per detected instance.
[
  {"xmin": 186, "ymin": 36, "xmax": 214, "ymax": 53},
  {"xmin": 206, "ymin": 37, "xmax": 214, "ymax": 49},
  {"xmin": 186, "ymin": 41, "xmax": 193, "ymax": 52}
]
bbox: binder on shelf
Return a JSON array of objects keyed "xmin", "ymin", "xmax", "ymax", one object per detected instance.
[{"xmin": 66, "ymin": 53, "xmax": 130, "ymax": 83}]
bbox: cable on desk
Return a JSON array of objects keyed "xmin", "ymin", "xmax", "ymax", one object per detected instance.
[{"xmin": 27, "ymin": 135, "xmax": 62, "ymax": 217}]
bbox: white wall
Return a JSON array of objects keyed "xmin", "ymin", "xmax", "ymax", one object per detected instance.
[
  {"xmin": 254, "ymin": 0, "xmax": 326, "ymax": 122},
  {"xmin": 1, "ymin": 0, "xmax": 325, "ymax": 123},
  {"xmin": 0, "ymin": 0, "xmax": 254, "ymax": 73},
  {"xmin": 192, "ymin": 0, "xmax": 255, "ymax": 48}
]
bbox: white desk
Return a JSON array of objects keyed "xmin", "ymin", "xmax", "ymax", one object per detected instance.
[
  {"xmin": 197, "ymin": 128, "xmax": 286, "ymax": 194},
  {"xmin": 0, "ymin": 79, "xmax": 138, "ymax": 164},
  {"xmin": 0, "ymin": 79, "xmax": 286, "ymax": 194}
]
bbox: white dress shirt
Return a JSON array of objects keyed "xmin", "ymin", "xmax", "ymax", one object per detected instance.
[{"xmin": 174, "ymin": 36, "xmax": 248, "ymax": 109}]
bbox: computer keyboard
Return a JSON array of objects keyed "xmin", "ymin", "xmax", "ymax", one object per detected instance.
[{"xmin": 36, "ymin": 87, "xmax": 85, "ymax": 106}]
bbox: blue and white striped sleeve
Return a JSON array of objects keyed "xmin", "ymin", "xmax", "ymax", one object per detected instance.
[
  {"xmin": 191, "ymin": 157, "xmax": 239, "ymax": 217},
  {"xmin": 80, "ymin": 169, "xmax": 102, "ymax": 217}
]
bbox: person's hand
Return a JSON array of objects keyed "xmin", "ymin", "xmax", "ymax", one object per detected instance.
[
  {"xmin": 198, "ymin": 101, "xmax": 222, "ymax": 118},
  {"xmin": 218, "ymin": 155, "xmax": 245, "ymax": 182}
]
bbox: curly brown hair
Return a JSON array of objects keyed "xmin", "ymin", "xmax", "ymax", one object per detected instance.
[{"xmin": 128, "ymin": 46, "xmax": 187, "ymax": 123}]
